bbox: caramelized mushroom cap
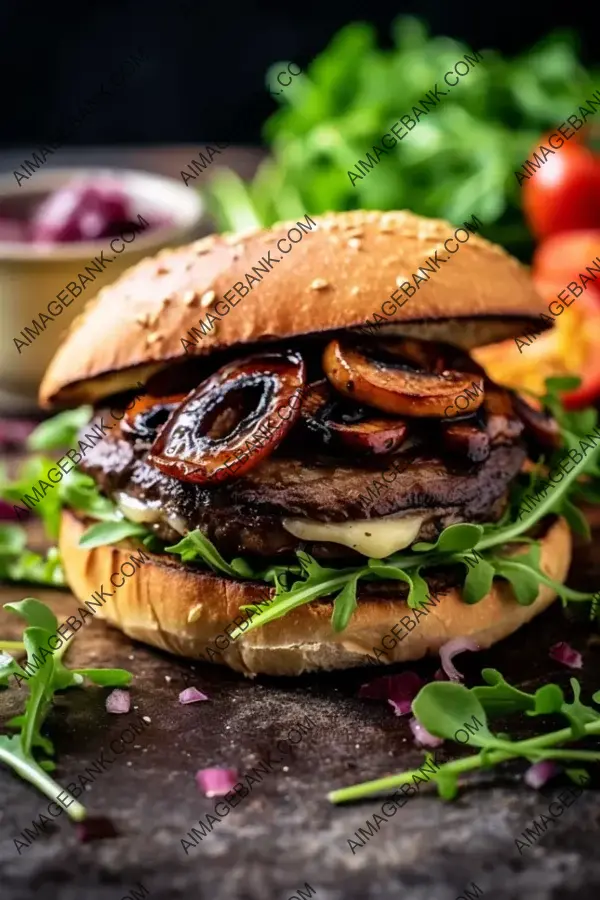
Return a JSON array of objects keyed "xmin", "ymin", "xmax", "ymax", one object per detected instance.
[
  {"xmin": 323, "ymin": 337, "xmax": 485, "ymax": 418},
  {"xmin": 147, "ymin": 351, "xmax": 306, "ymax": 484},
  {"xmin": 300, "ymin": 380, "xmax": 408, "ymax": 454}
]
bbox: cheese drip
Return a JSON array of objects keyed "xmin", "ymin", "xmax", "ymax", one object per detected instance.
[
  {"xmin": 282, "ymin": 514, "xmax": 426, "ymax": 559},
  {"xmin": 116, "ymin": 492, "xmax": 187, "ymax": 535}
]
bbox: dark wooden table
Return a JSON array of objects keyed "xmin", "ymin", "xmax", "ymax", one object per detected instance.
[{"xmin": 1, "ymin": 507, "xmax": 600, "ymax": 900}]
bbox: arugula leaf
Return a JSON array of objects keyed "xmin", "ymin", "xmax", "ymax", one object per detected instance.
[
  {"xmin": 6, "ymin": 546, "xmax": 65, "ymax": 587},
  {"xmin": 79, "ymin": 519, "xmax": 150, "ymax": 549},
  {"xmin": 232, "ymin": 562, "xmax": 366, "ymax": 639},
  {"xmin": 329, "ymin": 672, "xmax": 600, "ymax": 804},
  {"xmin": 27, "ymin": 407, "xmax": 93, "ymax": 452},
  {"xmin": 5, "ymin": 597, "xmax": 58, "ymax": 633},
  {"xmin": 560, "ymin": 678, "xmax": 600, "ymax": 738},
  {"xmin": 0, "ymin": 528, "xmax": 65, "ymax": 588},
  {"xmin": 530, "ymin": 683, "xmax": 565, "ymax": 716},
  {"xmin": 0, "ymin": 597, "xmax": 132, "ymax": 822},
  {"xmin": 472, "ymin": 668, "xmax": 536, "ymax": 716},
  {"xmin": 0, "ymin": 524, "xmax": 26, "ymax": 557},
  {"xmin": 413, "ymin": 523, "xmax": 484, "ymax": 554},
  {"xmin": 332, "ymin": 574, "xmax": 360, "ymax": 632},
  {"xmin": 0, "ymin": 456, "xmax": 63, "ymax": 538},
  {"xmin": 412, "ymin": 681, "xmax": 496, "ymax": 748},
  {"xmin": 463, "ymin": 557, "xmax": 495, "ymax": 604},
  {"xmin": 1, "ymin": 462, "xmax": 120, "ymax": 541},
  {"xmin": 73, "ymin": 668, "xmax": 133, "ymax": 687},
  {"xmin": 166, "ymin": 529, "xmax": 252, "ymax": 578},
  {"xmin": 490, "ymin": 558, "xmax": 541, "ymax": 606}
]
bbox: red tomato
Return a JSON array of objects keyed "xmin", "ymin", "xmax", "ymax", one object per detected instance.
[
  {"xmin": 523, "ymin": 140, "xmax": 600, "ymax": 240},
  {"xmin": 533, "ymin": 230, "xmax": 600, "ymax": 309},
  {"xmin": 533, "ymin": 227, "xmax": 600, "ymax": 284}
]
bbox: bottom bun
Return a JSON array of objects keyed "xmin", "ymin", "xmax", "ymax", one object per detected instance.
[{"xmin": 59, "ymin": 510, "xmax": 571, "ymax": 676}]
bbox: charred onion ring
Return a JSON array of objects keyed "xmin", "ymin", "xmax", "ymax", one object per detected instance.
[
  {"xmin": 122, "ymin": 394, "xmax": 187, "ymax": 441},
  {"xmin": 147, "ymin": 351, "xmax": 306, "ymax": 484},
  {"xmin": 513, "ymin": 394, "xmax": 561, "ymax": 449},
  {"xmin": 301, "ymin": 380, "xmax": 408, "ymax": 455},
  {"xmin": 323, "ymin": 337, "xmax": 485, "ymax": 418}
]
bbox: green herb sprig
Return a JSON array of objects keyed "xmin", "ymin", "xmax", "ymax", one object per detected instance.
[
  {"xmin": 329, "ymin": 669, "xmax": 600, "ymax": 804},
  {"xmin": 0, "ymin": 598, "xmax": 131, "ymax": 820}
]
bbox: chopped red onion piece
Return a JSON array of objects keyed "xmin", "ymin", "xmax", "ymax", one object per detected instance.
[
  {"xmin": 358, "ymin": 671, "xmax": 425, "ymax": 714},
  {"xmin": 105, "ymin": 688, "xmax": 131, "ymax": 714},
  {"xmin": 549, "ymin": 642, "xmax": 583, "ymax": 670},
  {"xmin": 76, "ymin": 816, "xmax": 118, "ymax": 842},
  {"xmin": 524, "ymin": 761, "xmax": 560, "ymax": 790},
  {"xmin": 179, "ymin": 687, "xmax": 209, "ymax": 704},
  {"xmin": 196, "ymin": 767, "xmax": 238, "ymax": 798},
  {"xmin": 409, "ymin": 716, "xmax": 444, "ymax": 748},
  {"xmin": 439, "ymin": 638, "xmax": 480, "ymax": 682}
]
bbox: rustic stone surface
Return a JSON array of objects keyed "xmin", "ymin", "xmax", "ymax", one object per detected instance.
[{"xmin": 1, "ymin": 532, "xmax": 600, "ymax": 900}]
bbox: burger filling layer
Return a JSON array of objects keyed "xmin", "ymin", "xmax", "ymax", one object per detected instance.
[{"xmin": 77, "ymin": 335, "xmax": 551, "ymax": 564}]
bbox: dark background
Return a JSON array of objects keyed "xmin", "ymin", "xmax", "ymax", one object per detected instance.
[{"xmin": 0, "ymin": 0, "xmax": 597, "ymax": 148}]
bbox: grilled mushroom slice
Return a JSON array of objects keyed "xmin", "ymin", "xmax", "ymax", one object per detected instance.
[
  {"xmin": 323, "ymin": 337, "xmax": 485, "ymax": 418},
  {"xmin": 147, "ymin": 351, "xmax": 306, "ymax": 484}
]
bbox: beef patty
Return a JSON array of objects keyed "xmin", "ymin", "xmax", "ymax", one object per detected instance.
[{"xmin": 80, "ymin": 420, "xmax": 525, "ymax": 560}]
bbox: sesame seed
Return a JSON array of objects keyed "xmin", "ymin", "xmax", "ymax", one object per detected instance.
[
  {"xmin": 200, "ymin": 290, "xmax": 216, "ymax": 308},
  {"xmin": 350, "ymin": 286, "xmax": 360, "ymax": 295},
  {"xmin": 147, "ymin": 332, "xmax": 163, "ymax": 345},
  {"xmin": 142, "ymin": 716, "xmax": 151, "ymax": 724},
  {"xmin": 310, "ymin": 278, "xmax": 329, "ymax": 290},
  {"xmin": 348, "ymin": 237, "xmax": 362, "ymax": 250},
  {"xmin": 187, "ymin": 603, "xmax": 204, "ymax": 623},
  {"xmin": 183, "ymin": 290, "xmax": 198, "ymax": 306}
]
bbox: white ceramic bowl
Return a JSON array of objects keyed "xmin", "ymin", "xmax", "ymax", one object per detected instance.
[{"xmin": 0, "ymin": 167, "xmax": 204, "ymax": 411}]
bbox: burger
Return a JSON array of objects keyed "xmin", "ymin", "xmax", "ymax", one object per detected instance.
[{"xmin": 40, "ymin": 210, "xmax": 584, "ymax": 676}]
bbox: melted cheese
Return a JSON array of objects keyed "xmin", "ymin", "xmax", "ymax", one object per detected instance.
[
  {"xmin": 282, "ymin": 514, "xmax": 426, "ymax": 558},
  {"xmin": 117, "ymin": 492, "xmax": 162, "ymax": 524},
  {"xmin": 117, "ymin": 493, "xmax": 188, "ymax": 535}
]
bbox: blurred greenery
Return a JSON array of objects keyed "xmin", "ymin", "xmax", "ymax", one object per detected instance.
[{"xmin": 208, "ymin": 17, "xmax": 599, "ymax": 259}]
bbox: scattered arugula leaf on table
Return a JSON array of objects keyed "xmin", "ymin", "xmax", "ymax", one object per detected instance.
[
  {"xmin": 328, "ymin": 672, "xmax": 600, "ymax": 804},
  {"xmin": 0, "ymin": 597, "xmax": 131, "ymax": 820}
]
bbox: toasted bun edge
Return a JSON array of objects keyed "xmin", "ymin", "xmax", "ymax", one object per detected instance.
[{"xmin": 59, "ymin": 511, "xmax": 570, "ymax": 676}]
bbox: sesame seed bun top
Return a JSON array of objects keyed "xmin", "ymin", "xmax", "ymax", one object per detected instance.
[{"xmin": 40, "ymin": 210, "xmax": 548, "ymax": 407}]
